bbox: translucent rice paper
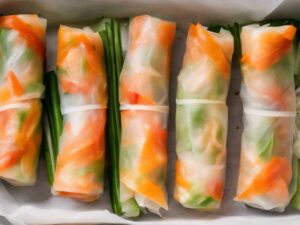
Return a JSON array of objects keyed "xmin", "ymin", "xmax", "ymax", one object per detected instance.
[
  {"xmin": 235, "ymin": 24, "xmax": 297, "ymax": 211},
  {"xmin": 174, "ymin": 24, "xmax": 233, "ymax": 209},
  {"xmin": 119, "ymin": 15, "xmax": 176, "ymax": 106},
  {"xmin": 53, "ymin": 25, "xmax": 107, "ymax": 201},
  {"xmin": 120, "ymin": 109, "xmax": 168, "ymax": 215},
  {"xmin": 4, "ymin": 1, "xmax": 300, "ymax": 224},
  {"xmin": 119, "ymin": 15, "xmax": 176, "ymax": 216},
  {"xmin": 0, "ymin": 15, "xmax": 46, "ymax": 185}
]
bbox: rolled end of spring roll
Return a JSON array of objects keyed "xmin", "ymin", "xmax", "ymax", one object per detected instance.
[
  {"xmin": 0, "ymin": 15, "xmax": 46, "ymax": 185},
  {"xmin": 174, "ymin": 24, "xmax": 234, "ymax": 210},
  {"xmin": 119, "ymin": 15, "xmax": 176, "ymax": 216},
  {"xmin": 235, "ymin": 24, "xmax": 297, "ymax": 211},
  {"xmin": 53, "ymin": 25, "xmax": 107, "ymax": 201},
  {"xmin": 120, "ymin": 108, "xmax": 169, "ymax": 215}
]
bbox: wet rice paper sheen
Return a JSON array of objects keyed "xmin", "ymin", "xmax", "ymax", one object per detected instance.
[
  {"xmin": 235, "ymin": 24, "xmax": 297, "ymax": 211},
  {"xmin": 119, "ymin": 15, "xmax": 176, "ymax": 106},
  {"xmin": 174, "ymin": 24, "xmax": 233, "ymax": 209},
  {"xmin": 0, "ymin": 15, "xmax": 46, "ymax": 185},
  {"xmin": 53, "ymin": 25, "xmax": 107, "ymax": 201},
  {"xmin": 120, "ymin": 110, "xmax": 168, "ymax": 213},
  {"xmin": 119, "ymin": 15, "xmax": 176, "ymax": 215}
]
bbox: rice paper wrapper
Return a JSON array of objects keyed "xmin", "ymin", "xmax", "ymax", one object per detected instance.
[
  {"xmin": 3, "ymin": 0, "xmax": 300, "ymax": 224},
  {"xmin": 235, "ymin": 24, "xmax": 297, "ymax": 211},
  {"xmin": 0, "ymin": 15, "xmax": 46, "ymax": 104},
  {"xmin": 236, "ymin": 113, "xmax": 295, "ymax": 211},
  {"xmin": 175, "ymin": 103, "xmax": 227, "ymax": 209},
  {"xmin": 119, "ymin": 15, "xmax": 176, "ymax": 106},
  {"xmin": 176, "ymin": 26, "xmax": 233, "ymax": 101},
  {"xmin": 0, "ymin": 100, "xmax": 42, "ymax": 185},
  {"xmin": 120, "ymin": 109, "xmax": 168, "ymax": 215},
  {"xmin": 53, "ymin": 25, "xmax": 108, "ymax": 201},
  {"xmin": 0, "ymin": 15, "xmax": 45, "ymax": 185},
  {"xmin": 53, "ymin": 109, "xmax": 106, "ymax": 201},
  {"xmin": 174, "ymin": 23, "xmax": 233, "ymax": 210}
]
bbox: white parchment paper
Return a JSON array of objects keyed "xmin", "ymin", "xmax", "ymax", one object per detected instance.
[{"xmin": 1, "ymin": 0, "xmax": 300, "ymax": 224}]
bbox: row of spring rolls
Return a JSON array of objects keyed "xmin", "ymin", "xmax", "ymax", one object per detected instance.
[
  {"xmin": 176, "ymin": 22, "xmax": 300, "ymax": 212},
  {"xmin": 2, "ymin": 13, "xmax": 300, "ymax": 216}
]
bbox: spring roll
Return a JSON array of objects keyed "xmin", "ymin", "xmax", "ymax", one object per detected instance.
[
  {"xmin": 53, "ymin": 25, "xmax": 107, "ymax": 201},
  {"xmin": 174, "ymin": 24, "xmax": 233, "ymax": 209},
  {"xmin": 119, "ymin": 15, "xmax": 176, "ymax": 216},
  {"xmin": 0, "ymin": 15, "xmax": 46, "ymax": 185},
  {"xmin": 235, "ymin": 24, "xmax": 297, "ymax": 211}
]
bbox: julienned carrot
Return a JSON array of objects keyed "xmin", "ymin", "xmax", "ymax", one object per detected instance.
[
  {"xmin": 207, "ymin": 179, "xmax": 224, "ymax": 201},
  {"xmin": 241, "ymin": 25, "xmax": 296, "ymax": 70},
  {"xmin": 54, "ymin": 110, "xmax": 106, "ymax": 201},
  {"xmin": 236, "ymin": 157, "xmax": 291, "ymax": 200},
  {"xmin": 120, "ymin": 109, "xmax": 169, "ymax": 212},
  {"xmin": 121, "ymin": 88, "xmax": 156, "ymax": 105},
  {"xmin": 0, "ymin": 15, "xmax": 45, "ymax": 57},
  {"xmin": 191, "ymin": 24, "xmax": 230, "ymax": 78},
  {"xmin": 57, "ymin": 26, "xmax": 106, "ymax": 96},
  {"xmin": 139, "ymin": 125, "xmax": 167, "ymax": 175},
  {"xmin": 137, "ymin": 179, "xmax": 167, "ymax": 209},
  {"xmin": 175, "ymin": 161, "xmax": 191, "ymax": 191},
  {"xmin": 59, "ymin": 78, "xmax": 91, "ymax": 94},
  {"xmin": 58, "ymin": 34, "xmax": 102, "ymax": 74},
  {"xmin": 0, "ymin": 101, "xmax": 42, "ymax": 180},
  {"xmin": 7, "ymin": 71, "xmax": 24, "ymax": 97}
]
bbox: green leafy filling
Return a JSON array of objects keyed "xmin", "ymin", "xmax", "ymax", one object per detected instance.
[
  {"xmin": 185, "ymin": 194, "xmax": 217, "ymax": 208},
  {"xmin": 17, "ymin": 111, "xmax": 28, "ymax": 130},
  {"xmin": 257, "ymin": 132, "xmax": 274, "ymax": 161}
]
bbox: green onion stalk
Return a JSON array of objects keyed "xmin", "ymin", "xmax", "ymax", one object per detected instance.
[
  {"xmin": 292, "ymin": 20, "xmax": 300, "ymax": 209},
  {"xmin": 43, "ymin": 71, "xmax": 63, "ymax": 186},
  {"xmin": 97, "ymin": 18, "xmax": 126, "ymax": 215}
]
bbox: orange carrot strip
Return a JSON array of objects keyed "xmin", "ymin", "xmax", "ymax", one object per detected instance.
[
  {"xmin": 54, "ymin": 191, "xmax": 99, "ymax": 202},
  {"xmin": 191, "ymin": 24, "xmax": 230, "ymax": 79},
  {"xmin": 157, "ymin": 21, "xmax": 176, "ymax": 49},
  {"xmin": 138, "ymin": 122, "xmax": 167, "ymax": 174},
  {"xmin": 175, "ymin": 161, "xmax": 191, "ymax": 190},
  {"xmin": 121, "ymin": 86, "xmax": 156, "ymax": 105},
  {"xmin": 236, "ymin": 156, "xmax": 291, "ymax": 200},
  {"xmin": 0, "ymin": 88, "xmax": 11, "ymax": 102},
  {"xmin": 60, "ymin": 77, "xmax": 91, "ymax": 94},
  {"xmin": 207, "ymin": 179, "xmax": 224, "ymax": 201},
  {"xmin": 20, "ymin": 130, "xmax": 42, "ymax": 177},
  {"xmin": 7, "ymin": 71, "xmax": 24, "ymax": 97},
  {"xmin": 241, "ymin": 25, "xmax": 296, "ymax": 70},
  {"xmin": 0, "ymin": 15, "xmax": 44, "ymax": 57},
  {"xmin": 137, "ymin": 179, "xmax": 167, "ymax": 209},
  {"xmin": 58, "ymin": 33, "xmax": 101, "ymax": 74},
  {"xmin": 19, "ymin": 102, "xmax": 40, "ymax": 140},
  {"xmin": 0, "ymin": 148, "xmax": 24, "ymax": 172}
]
